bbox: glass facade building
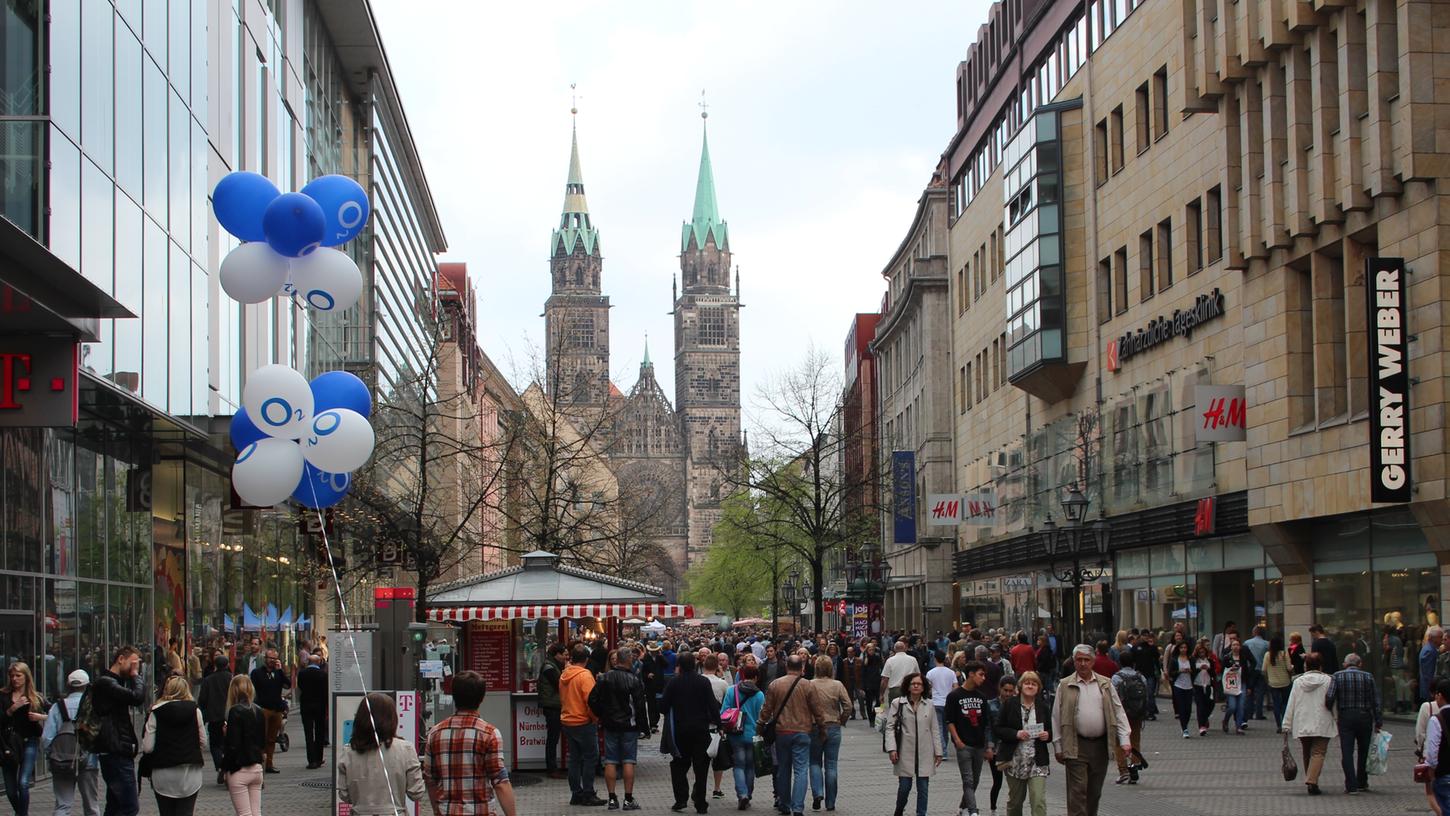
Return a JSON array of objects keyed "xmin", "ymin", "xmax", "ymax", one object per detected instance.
[{"xmin": 0, "ymin": 0, "xmax": 445, "ymax": 703}]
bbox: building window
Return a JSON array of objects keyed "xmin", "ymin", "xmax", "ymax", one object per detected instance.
[
  {"xmin": 959, "ymin": 365, "xmax": 968, "ymax": 413},
  {"xmin": 1287, "ymin": 260, "xmax": 1315, "ymax": 428},
  {"xmin": 1097, "ymin": 256, "xmax": 1113, "ymax": 325},
  {"xmin": 699, "ymin": 307, "xmax": 727, "ymax": 346},
  {"xmin": 1187, "ymin": 198, "xmax": 1204, "ymax": 274},
  {"xmin": 1114, "ymin": 247, "xmax": 1129, "ymax": 315},
  {"xmin": 1206, "ymin": 185, "xmax": 1223, "ymax": 262},
  {"xmin": 1110, "ymin": 105, "xmax": 1125, "ymax": 174},
  {"xmin": 1139, "ymin": 230, "xmax": 1154, "ymax": 302},
  {"xmin": 964, "ymin": 362, "xmax": 973, "ymax": 410},
  {"xmin": 1157, "ymin": 218, "xmax": 1173, "ymax": 292},
  {"xmin": 1152, "ymin": 65, "xmax": 1170, "ymax": 139},
  {"xmin": 1135, "ymin": 81, "xmax": 1151, "ymax": 154},
  {"xmin": 1312, "ymin": 251, "xmax": 1348, "ymax": 422},
  {"xmin": 991, "ymin": 337, "xmax": 1001, "ymax": 392},
  {"xmin": 1095, "ymin": 119, "xmax": 1109, "ymax": 184}
]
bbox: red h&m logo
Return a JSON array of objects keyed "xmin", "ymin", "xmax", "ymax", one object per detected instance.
[
  {"xmin": 1105, "ymin": 340, "xmax": 1120, "ymax": 372},
  {"xmin": 1194, "ymin": 497, "xmax": 1216, "ymax": 536}
]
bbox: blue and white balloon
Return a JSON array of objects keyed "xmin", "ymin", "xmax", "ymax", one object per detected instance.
[
  {"xmin": 288, "ymin": 248, "xmax": 363, "ymax": 312},
  {"xmin": 300, "ymin": 408, "xmax": 374, "ymax": 473},
  {"xmin": 300, "ymin": 175, "xmax": 370, "ymax": 247},
  {"xmin": 213, "ymin": 172, "xmax": 280, "ymax": 242},
  {"xmin": 229, "ymin": 407, "xmax": 268, "ymax": 451},
  {"xmin": 232, "ymin": 438, "xmax": 305, "ymax": 507},
  {"xmin": 219, "ymin": 242, "xmax": 290, "ymax": 304},
  {"xmin": 262, "ymin": 192, "xmax": 326, "ymax": 258},
  {"xmin": 292, "ymin": 463, "xmax": 351, "ymax": 509},
  {"xmin": 241, "ymin": 364, "xmax": 313, "ymax": 439},
  {"xmin": 310, "ymin": 371, "xmax": 372, "ymax": 418}
]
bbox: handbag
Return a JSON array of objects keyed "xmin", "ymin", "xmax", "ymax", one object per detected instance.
[
  {"xmin": 1280, "ymin": 733, "xmax": 1297, "ymax": 781},
  {"xmin": 1415, "ymin": 762, "xmax": 1433, "ymax": 784},
  {"xmin": 757, "ymin": 676, "xmax": 802, "ymax": 746}
]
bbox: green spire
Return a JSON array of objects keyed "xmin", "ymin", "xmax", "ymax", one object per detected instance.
[
  {"xmin": 682, "ymin": 117, "xmax": 729, "ymax": 252},
  {"xmin": 642, "ymin": 333, "xmax": 652, "ymax": 367},
  {"xmin": 553, "ymin": 117, "xmax": 599, "ymax": 257}
]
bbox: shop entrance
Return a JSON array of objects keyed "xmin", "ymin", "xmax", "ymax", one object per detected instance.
[{"xmin": 1198, "ymin": 570, "xmax": 1256, "ymax": 636}]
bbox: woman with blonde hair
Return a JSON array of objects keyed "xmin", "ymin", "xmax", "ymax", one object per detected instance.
[
  {"xmin": 337, "ymin": 693, "xmax": 426, "ymax": 815},
  {"xmin": 2, "ymin": 662, "xmax": 46, "ymax": 816},
  {"xmin": 140, "ymin": 675, "xmax": 207, "ymax": 815},
  {"xmin": 221, "ymin": 675, "xmax": 266, "ymax": 816},
  {"xmin": 809, "ymin": 655, "xmax": 851, "ymax": 811},
  {"xmin": 1109, "ymin": 630, "xmax": 1130, "ymax": 664}
]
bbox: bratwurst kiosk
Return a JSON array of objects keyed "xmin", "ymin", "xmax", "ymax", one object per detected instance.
[{"xmin": 424, "ymin": 550, "xmax": 690, "ymax": 769}]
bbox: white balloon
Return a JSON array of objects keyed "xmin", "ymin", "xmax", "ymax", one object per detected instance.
[
  {"xmin": 231, "ymin": 438, "xmax": 304, "ymax": 506},
  {"xmin": 300, "ymin": 408, "xmax": 375, "ymax": 472},
  {"xmin": 242, "ymin": 364, "xmax": 313, "ymax": 439},
  {"xmin": 219, "ymin": 242, "xmax": 290, "ymax": 304},
  {"xmin": 288, "ymin": 247, "xmax": 363, "ymax": 312}
]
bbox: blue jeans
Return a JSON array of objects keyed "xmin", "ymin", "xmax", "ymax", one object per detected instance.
[
  {"xmin": 934, "ymin": 705, "xmax": 948, "ymax": 754},
  {"xmin": 2, "ymin": 738, "xmax": 36, "ymax": 816},
  {"xmin": 809, "ymin": 726, "xmax": 842, "ymax": 808},
  {"xmin": 564, "ymin": 723, "xmax": 599, "ymax": 799},
  {"xmin": 772, "ymin": 731, "xmax": 810, "ymax": 814},
  {"xmin": 602, "ymin": 729, "xmax": 638, "ymax": 766},
  {"xmin": 1270, "ymin": 686, "xmax": 1291, "ymax": 730},
  {"xmin": 729, "ymin": 735, "xmax": 755, "ymax": 800},
  {"xmin": 895, "ymin": 775, "xmax": 929, "ymax": 816},
  {"xmin": 1250, "ymin": 675, "xmax": 1269, "ymax": 718},
  {"xmin": 1434, "ymin": 774, "xmax": 1450, "ymax": 813},
  {"xmin": 97, "ymin": 753, "xmax": 139, "ymax": 816},
  {"xmin": 1224, "ymin": 694, "xmax": 1247, "ymax": 729}
]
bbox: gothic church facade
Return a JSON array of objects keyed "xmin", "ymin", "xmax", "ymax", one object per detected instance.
[{"xmin": 543, "ymin": 115, "xmax": 742, "ymax": 590}]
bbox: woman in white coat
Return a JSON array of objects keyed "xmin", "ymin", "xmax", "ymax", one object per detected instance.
[
  {"xmin": 881, "ymin": 672, "xmax": 942, "ymax": 816},
  {"xmin": 1281, "ymin": 653, "xmax": 1337, "ymax": 795}
]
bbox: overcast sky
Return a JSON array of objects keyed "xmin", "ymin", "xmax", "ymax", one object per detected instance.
[{"xmin": 372, "ymin": 1, "xmax": 984, "ymax": 406}]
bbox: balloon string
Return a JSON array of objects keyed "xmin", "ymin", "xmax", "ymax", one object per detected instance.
[{"xmin": 311, "ymin": 478, "xmax": 404, "ymax": 816}]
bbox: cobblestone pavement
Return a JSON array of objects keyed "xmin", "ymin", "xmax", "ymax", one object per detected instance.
[{"xmin": 23, "ymin": 707, "xmax": 1426, "ymax": 814}]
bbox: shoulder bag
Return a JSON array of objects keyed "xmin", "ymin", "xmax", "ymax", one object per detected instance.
[{"xmin": 757, "ymin": 677, "xmax": 802, "ymax": 746}]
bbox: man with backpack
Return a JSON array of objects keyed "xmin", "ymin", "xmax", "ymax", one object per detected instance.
[
  {"xmin": 1111, "ymin": 661, "xmax": 1151, "ymax": 784},
  {"xmin": 41, "ymin": 670, "xmax": 100, "ymax": 816},
  {"xmin": 589, "ymin": 648, "xmax": 650, "ymax": 811}
]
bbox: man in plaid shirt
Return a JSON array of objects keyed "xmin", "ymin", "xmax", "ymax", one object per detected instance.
[
  {"xmin": 426, "ymin": 671, "xmax": 516, "ymax": 816},
  {"xmin": 1326, "ymin": 653, "xmax": 1382, "ymax": 794}
]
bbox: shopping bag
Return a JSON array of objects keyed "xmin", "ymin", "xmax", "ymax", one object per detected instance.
[
  {"xmin": 706, "ymin": 730, "xmax": 721, "ymax": 760},
  {"xmin": 753, "ymin": 736, "xmax": 775, "ymax": 776},
  {"xmin": 1367, "ymin": 729, "xmax": 1392, "ymax": 776},
  {"xmin": 1280, "ymin": 734, "xmax": 1298, "ymax": 781}
]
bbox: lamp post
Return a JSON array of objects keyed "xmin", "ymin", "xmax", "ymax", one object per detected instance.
[
  {"xmin": 783, "ymin": 570, "xmax": 799, "ymax": 636},
  {"xmin": 800, "ymin": 580, "xmax": 812, "ymax": 634},
  {"xmin": 1039, "ymin": 485, "xmax": 1112, "ymax": 649}
]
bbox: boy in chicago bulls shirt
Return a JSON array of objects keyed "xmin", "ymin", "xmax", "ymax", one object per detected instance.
[{"xmin": 945, "ymin": 661, "xmax": 992, "ymax": 816}]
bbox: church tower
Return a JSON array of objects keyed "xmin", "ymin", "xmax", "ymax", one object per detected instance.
[
  {"xmin": 544, "ymin": 115, "xmax": 610, "ymax": 406},
  {"xmin": 674, "ymin": 112, "xmax": 742, "ymax": 568}
]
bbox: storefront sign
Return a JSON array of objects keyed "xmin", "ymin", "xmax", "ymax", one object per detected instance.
[
  {"xmin": 1002, "ymin": 575, "xmax": 1034, "ymax": 593},
  {"xmin": 1106, "ymin": 288, "xmax": 1225, "ymax": 372},
  {"xmin": 926, "ymin": 491, "xmax": 997, "ymax": 525},
  {"xmin": 1368, "ymin": 257, "xmax": 1411, "ymax": 503},
  {"xmin": 466, "ymin": 620, "xmax": 515, "ymax": 694},
  {"xmin": 514, "ymin": 697, "xmax": 548, "ymax": 769},
  {"xmin": 1195, "ymin": 385, "xmax": 1247, "ymax": 442},
  {"xmin": 0, "ymin": 339, "xmax": 79, "ymax": 427},
  {"xmin": 891, "ymin": 451, "xmax": 917, "ymax": 544}
]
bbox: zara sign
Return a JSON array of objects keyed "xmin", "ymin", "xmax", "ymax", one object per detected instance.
[{"xmin": 1367, "ymin": 257, "xmax": 1411, "ymax": 503}]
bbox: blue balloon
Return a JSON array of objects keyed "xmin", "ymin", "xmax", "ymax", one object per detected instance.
[
  {"xmin": 310, "ymin": 370, "xmax": 372, "ymax": 418},
  {"xmin": 213, "ymin": 172, "xmax": 280, "ymax": 242},
  {"xmin": 301, "ymin": 175, "xmax": 371, "ymax": 247},
  {"xmin": 262, "ymin": 192, "xmax": 327, "ymax": 258},
  {"xmin": 292, "ymin": 463, "xmax": 351, "ymax": 509},
  {"xmin": 229, "ymin": 407, "xmax": 268, "ymax": 450}
]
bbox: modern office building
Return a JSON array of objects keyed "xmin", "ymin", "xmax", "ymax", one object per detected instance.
[
  {"xmin": 940, "ymin": 0, "xmax": 1450, "ymax": 705},
  {"xmin": 0, "ymin": 0, "xmax": 445, "ymax": 696}
]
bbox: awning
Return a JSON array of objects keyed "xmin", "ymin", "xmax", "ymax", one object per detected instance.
[{"xmin": 428, "ymin": 603, "xmax": 692, "ymax": 623}]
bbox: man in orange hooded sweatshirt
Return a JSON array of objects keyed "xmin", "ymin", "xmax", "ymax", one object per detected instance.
[{"xmin": 560, "ymin": 643, "xmax": 605, "ymax": 806}]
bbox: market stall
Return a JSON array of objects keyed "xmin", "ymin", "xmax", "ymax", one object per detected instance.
[{"xmin": 424, "ymin": 550, "xmax": 690, "ymax": 770}]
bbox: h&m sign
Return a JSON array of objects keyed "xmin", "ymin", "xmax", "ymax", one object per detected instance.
[
  {"xmin": 1368, "ymin": 257, "xmax": 1410, "ymax": 503},
  {"xmin": 925, "ymin": 490, "xmax": 998, "ymax": 526}
]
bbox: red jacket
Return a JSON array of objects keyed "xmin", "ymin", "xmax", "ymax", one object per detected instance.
[
  {"xmin": 1092, "ymin": 655, "xmax": 1120, "ymax": 677},
  {"xmin": 1009, "ymin": 643, "xmax": 1037, "ymax": 676}
]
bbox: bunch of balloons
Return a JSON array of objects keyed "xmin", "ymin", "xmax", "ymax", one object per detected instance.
[
  {"xmin": 212, "ymin": 171, "xmax": 370, "ymax": 312},
  {"xmin": 229, "ymin": 367, "xmax": 375, "ymax": 509}
]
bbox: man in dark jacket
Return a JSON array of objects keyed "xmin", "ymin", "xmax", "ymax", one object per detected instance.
[
  {"xmin": 93, "ymin": 645, "xmax": 146, "ymax": 816},
  {"xmin": 1131, "ymin": 632, "xmax": 1162, "ymax": 720},
  {"xmin": 296, "ymin": 652, "xmax": 329, "ymax": 769},
  {"xmin": 591, "ymin": 648, "xmax": 651, "ymax": 811},
  {"xmin": 660, "ymin": 652, "xmax": 721, "ymax": 814},
  {"xmin": 195, "ymin": 654, "xmax": 234, "ymax": 783},
  {"xmin": 641, "ymin": 643, "xmax": 668, "ymax": 729},
  {"xmin": 537, "ymin": 643, "xmax": 567, "ymax": 779},
  {"xmin": 249, "ymin": 648, "xmax": 291, "ymax": 773},
  {"xmin": 587, "ymin": 638, "xmax": 611, "ymax": 676}
]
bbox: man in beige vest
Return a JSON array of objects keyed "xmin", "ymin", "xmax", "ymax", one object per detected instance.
[{"xmin": 1051, "ymin": 644, "xmax": 1133, "ymax": 816}]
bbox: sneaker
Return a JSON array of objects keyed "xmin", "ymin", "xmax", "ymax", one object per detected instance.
[
  {"xmin": 1198, "ymin": 727, "xmax": 1209, "ymax": 736},
  {"xmin": 608, "ymin": 796, "xmax": 620, "ymax": 811},
  {"xmin": 738, "ymin": 798, "xmax": 750, "ymax": 811},
  {"xmin": 1235, "ymin": 727, "xmax": 1246, "ymax": 735},
  {"xmin": 623, "ymin": 799, "xmax": 641, "ymax": 811},
  {"xmin": 1116, "ymin": 773, "xmax": 1131, "ymax": 785},
  {"xmin": 579, "ymin": 795, "xmax": 608, "ymax": 807},
  {"xmin": 1182, "ymin": 729, "xmax": 1190, "ymax": 738},
  {"xmin": 714, "ymin": 791, "xmax": 725, "ymax": 799}
]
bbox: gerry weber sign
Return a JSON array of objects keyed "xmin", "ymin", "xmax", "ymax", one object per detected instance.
[
  {"xmin": 1106, "ymin": 288, "xmax": 1225, "ymax": 372},
  {"xmin": 1368, "ymin": 257, "xmax": 1410, "ymax": 503}
]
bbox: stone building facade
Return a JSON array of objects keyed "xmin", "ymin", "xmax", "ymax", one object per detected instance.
[
  {"xmin": 541, "ymin": 117, "xmax": 742, "ymax": 586},
  {"xmin": 932, "ymin": 0, "xmax": 1450, "ymax": 704}
]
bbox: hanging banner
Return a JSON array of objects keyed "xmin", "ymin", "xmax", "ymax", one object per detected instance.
[
  {"xmin": 1367, "ymin": 256, "xmax": 1411, "ymax": 503},
  {"xmin": 891, "ymin": 451, "xmax": 917, "ymax": 544},
  {"xmin": 925, "ymin": 490, "xmax": 998, "ymax": 525},
  {"xmin": 1195, "ymin": 384, "xmax": 1247, "ymax": 442}
]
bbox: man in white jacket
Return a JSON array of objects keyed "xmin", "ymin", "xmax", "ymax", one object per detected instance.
[{"xmin": 41, "ymin": 670, "xmax": 101, "ymax": 816}]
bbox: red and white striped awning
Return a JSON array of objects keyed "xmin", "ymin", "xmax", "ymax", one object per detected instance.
[{"xmin": 427, "ymin": 603, "xmax": 693, "ymax": 623}]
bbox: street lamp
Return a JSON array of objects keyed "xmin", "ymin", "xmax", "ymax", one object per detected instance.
[
  {"xmin": 1039, "ymin": 485, "xmax": 1112, "ymax": 648},
  {"xmin": 799, "ymin": 580, "xmax": 812, "ymax": 634},
  {"xmin": 783, "ymin": 570, "xmax": 799, "ymax": 636}
]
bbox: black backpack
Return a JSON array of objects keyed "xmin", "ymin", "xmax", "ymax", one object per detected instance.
[
  {"xmin": 1118, "ymin": 672, "xmax": 1149, "ymax": 720},
  {"xmin": 74, "ymin": 689, "xmax": 104, "ymax": 754},
  {"xmin": 48, "ymin": 699, "xmax": 83, "ymax": 776}
]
